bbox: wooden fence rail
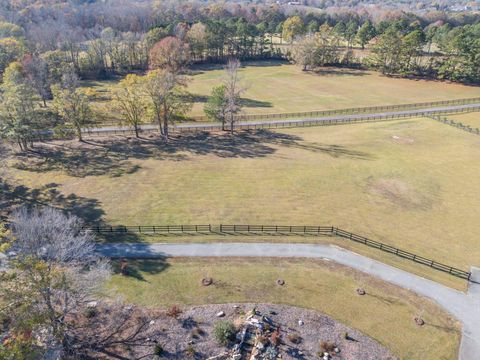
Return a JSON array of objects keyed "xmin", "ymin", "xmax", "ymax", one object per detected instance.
[
  {"xmin": 93, "ymin": 96, "xmax": 480, "ymax": 127},
  {"xmin": 85, "ymin": 224, "xmax": 471, "ymax": 281}
]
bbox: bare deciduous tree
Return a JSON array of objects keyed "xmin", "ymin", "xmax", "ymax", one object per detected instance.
[
  {"xmin": 223, "ymin": 59, "xmax": 245, "ymax": 134},
  {"xmin": 0, "ymin": 207, "xmax": 113, "ymax": 357}
]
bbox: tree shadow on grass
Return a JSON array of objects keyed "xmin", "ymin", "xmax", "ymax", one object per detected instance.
[
  {"xmin": 0, "ymin": 180, "xmax": 105, "ymax": 223},
  {"xmin": 10, "ymin": 129, "xmax": 372, "ymax": 178},
  {"xmin": 189, "ymin": 93, "xmax": 272, "ymax": 108},
  {"xmin": 314, "ymin": 67, "xmax": 369, "ymax": 77},
  {"xmin": 111, "ymin": 259, "xmax": 170, "ymax": 282}
]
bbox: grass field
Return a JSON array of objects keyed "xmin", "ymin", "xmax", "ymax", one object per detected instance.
[
  {"xmin": 448, "ymin": 112, "xmax": 480, "ymax": 128},
  {"xmin": 107, "ymin": 257, "xmax": 460, "ymax": 360},
  {"xmin": 80, "ymin": 61, "xmax": 480, "ymax": 123},
  {"xmin": 8, "ymin": 117, "xmax": 480, "ymax": 279}
]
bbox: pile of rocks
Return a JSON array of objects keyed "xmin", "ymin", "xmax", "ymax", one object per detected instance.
[{"xmin": 232, "ymin": 307, "xmax": 280, "ymax": 360}]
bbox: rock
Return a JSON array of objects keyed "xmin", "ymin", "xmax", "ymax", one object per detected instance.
[
  {"xmin": 233, "ymin": 305, "xmax": 240, "ymax": 309},
  {"xmin": 256, "ymin": 342, "xmax": 265, "ymax": 350},
  {"xmin": 86, "ymin": 301, "xmax": 97, "ymax": 308},
  {"xmin": 149, "ymin": 320, "xmax": 155, "ymax": 325},
  {"xmin": 298, "ymin": 320, "xmax": 304, "ymax": 326},
  {"xmin": 414, "ymin": 317, "xmax": 425, "ymax": 326},
  {"xmin": 334, "ymin": 347, "xmax": 340, "ymax": 353},
  {"xmin": 276, "ymin": 279, "xmax": 285, "ymax": 286},
  {"xmin": 216, "ymin": 311, "xmax": 225, "ymax": 317},
  {"xmin": 263, "ymin": 316, "xmax": 274, "ymax": 325},
  {"xmin": 202, "ymin": 277, "xmax": 213, "ymax": 286},
  {"xmin": 356, "ymin": 288, "xmax": 366, "ymax": 296},
  {"xmin": 232, "ymin": 354, "xmax": 241, "ymax": 360}
]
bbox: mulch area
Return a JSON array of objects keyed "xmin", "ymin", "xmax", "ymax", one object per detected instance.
[{"xmin": 138, "ymin": 303, "xmax": 397, "ymax": 359}]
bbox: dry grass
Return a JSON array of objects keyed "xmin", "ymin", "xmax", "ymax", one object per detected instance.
[
  {"xmin": 78, "ymin": 62, "xmax": 480, "ymax": 124},
  {"xmin": 107, "ymin": 257, "xmax": 461, "ymax": 360}
]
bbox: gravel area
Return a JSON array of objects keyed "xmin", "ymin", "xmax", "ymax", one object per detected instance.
[{"xmin": 148, "ymin": 303, "xmax": 397, "ymax": 359}]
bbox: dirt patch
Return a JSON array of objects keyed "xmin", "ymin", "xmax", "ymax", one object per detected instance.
[
  {"xmin": 369, "ymin": 178, "xmax": 431, "ymax": 210},
  {"xmin": 140, "ymin": 303, "xmax": 397, "ymax": 359},
  {"xmin": 391, "ymin": 135, "xmax": 415, "ymax": 144}
]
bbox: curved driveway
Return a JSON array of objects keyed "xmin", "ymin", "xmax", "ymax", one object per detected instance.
[{"xmin": 97, "ymin": 242, "xmax": 480, "ymax": 359}]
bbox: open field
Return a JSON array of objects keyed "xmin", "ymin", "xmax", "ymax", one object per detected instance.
[
  {"xmin": 107, "ymin": 257, "xmax": 460, "ymax": 360},
  {"xmin": 7, "ymin": 117, "xmax": 480, "ymax": 282},
  {"xmin": 79, "ymin": 62, "xmax": 480, "ymax": 124},
  {"xmin": 448, "ymin": 112, "xmax": 480, "ymax": 128}
]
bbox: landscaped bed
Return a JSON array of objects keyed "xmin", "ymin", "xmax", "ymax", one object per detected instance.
[{"xmin": 135, "ymin": 303, "xmax": 397, "ymax": 359}]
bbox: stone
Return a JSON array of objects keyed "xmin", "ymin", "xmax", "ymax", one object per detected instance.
[
  {"xmin": 216, "ymin": 311, "xmax": 225, "ymax": 317},
  {"xmin": 149, "ymin": 320, "xmax": 155, "ymax": 325},
  {"xmin": 202, "ymin": 277, "xmax": 213, "ymax": 286},
  {"xmin": 414, "ymin": 317, "xmax": 425, "ymax": 326},
  {"xmin": 334, "ymin": 347, "xmax": 340, "ymax": 353},
  {"xmin": 298, "ymin": 320, "xmax": 304, "ymax": 326},
  {"xmin": 276, "ymin": 279, "xmax": 285, "ymax": 286},
  {"xmin": 86, "ymin": 301, "xmax": 97, "ymax": 308},
  {"xmin": 356, "ymin": 288, "xmax": 366, "ymax": 296}
]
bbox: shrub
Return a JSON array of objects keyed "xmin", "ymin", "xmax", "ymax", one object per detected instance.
[
  {"xmin": 270, "ymin": 330, "xmax": 281, "ymax": 346},
  {"xmin": 287, "ymin": 332, "xmax": 301, "ymax": 344},
  {"xmin": 320, "ymin": 340, "xmax": 336, "ymax": 353},
  {"xmin": 213, "ymin": 320, "xmax": 236, "ymax": 346},
  {"xmin": 191, "ymin": 326, "xmax": 205, "ymax": 339},
  {"xmin": 84, "ymin": 307, "xmax": 97, "ymax": 319},
  {"xmin": 186, "ymin": 344, "xmax": 195, "ymax": 357},
  {"xmin": 166, "ymin": 305, "xmax": 182, "ymax": 318},
  {"xmin": 153, "ymin": 344, "xmax": 163, "ymax": 356}
]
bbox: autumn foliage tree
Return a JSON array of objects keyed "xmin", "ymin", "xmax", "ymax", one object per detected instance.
[
  {"xmin": 143, "ymin": 69, "xmax": 192, "ymax": 141},
  {"xmin": 114, "ymin": 74, "xmax": 147, "ymax": 138},
  {"xmin": 148, "ymin": 36, "xmax": 190, "ymax": 74}
]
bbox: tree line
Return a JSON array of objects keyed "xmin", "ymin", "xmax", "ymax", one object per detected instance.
[
  {"xmin": 288, "ymin": 17, "xmax": 480, "ymax": 83},
  {"xmin": 0, "ymin": 36, "xmax": 246, "ymax": 147}
]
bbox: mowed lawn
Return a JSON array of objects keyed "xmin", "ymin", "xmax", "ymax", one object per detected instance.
[
  {"xmin": 187, "ymin": 61, "xmax": 480, "ymax": 116},
  {"xmin": 80, "ymin": 62, "xmax": 480, "ymax": 123},
  {"xmin": 449, "ymin": 112, "xmax": 480, "ymax": 129},
  {"xmin": 107, "ymin": 258, "xmax": 460, "ymax": 360},
  {"xmin": 9, "ymin": 117, "xmax": 480, "ymax": 273}
]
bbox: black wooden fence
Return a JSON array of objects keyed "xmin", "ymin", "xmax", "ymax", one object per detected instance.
[
  {"xmin": 86, "ymin": 224, "xmax": 471, "ymax": 281},
  {"xmin": 428, "ymin": 115, "xmax": 480, "ymax": 135},
  {"xmin": 94, "ymin": 96, "xmax": 480, "ymax": 127},
  {"xmin": 77, "ymin": 103, "xmax": 480, "ymax": 139}
]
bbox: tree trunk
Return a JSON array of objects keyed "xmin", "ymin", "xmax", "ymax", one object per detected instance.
[
  {"xmin": 163, "ymin": 102, "xmax": 169, "ymax": 142},
  {"xmin": 76, "ymin": 126, "xmax": 83, "ymax": 142},
  {"xmin": 157, "ymin": 112, "xmax": 164, "ymax": 135},
  {"xmin": 134, "ymin": 124, "xmax": 139, "ymax": 138}
]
